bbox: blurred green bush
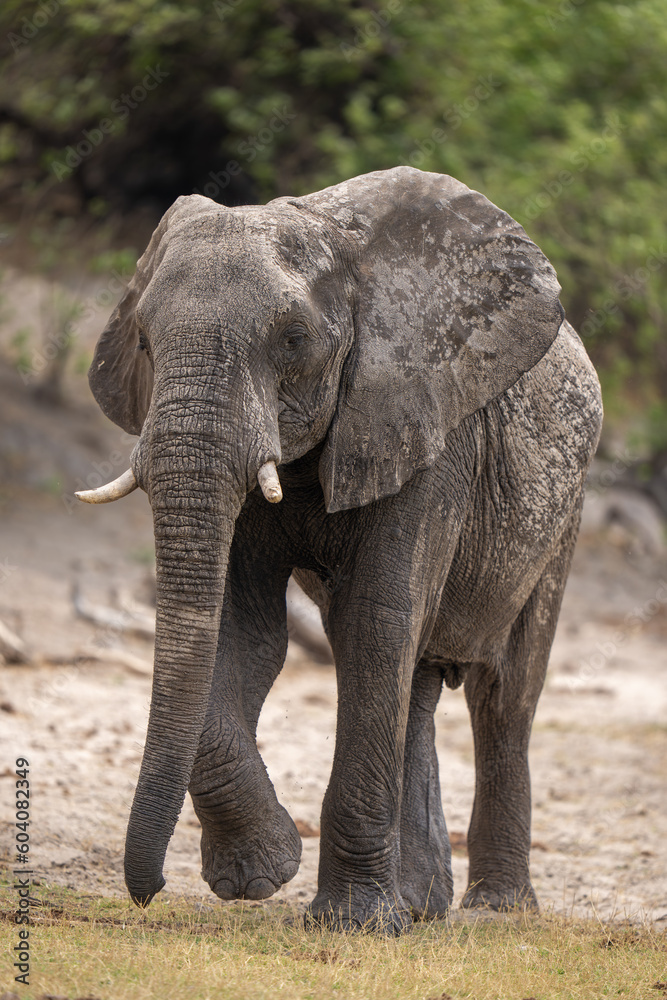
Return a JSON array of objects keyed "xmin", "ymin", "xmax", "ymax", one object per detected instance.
[{"xmin": 0, "ymin": 0, "xmax": 665, "ymax": 448}]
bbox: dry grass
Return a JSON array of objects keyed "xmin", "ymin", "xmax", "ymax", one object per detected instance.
[{"xmin": 1, "ymin": 884, "xmax": 666, "ymax": 1000}]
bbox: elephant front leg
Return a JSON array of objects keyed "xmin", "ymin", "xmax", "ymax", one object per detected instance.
[
  {"xmin": 190, "ymin": 708, "xmax": 301, "ymax": 901},
  {"xmin": 308, "ymin": 591, "xmax": 420, "ymax": 936},
  {"xmin": 399, "ymin": 659, "xmax": 453, "ymax": 919},
  {"xmin": 188, "ymin": 518, "xmax": 301, "ymax": 901}
]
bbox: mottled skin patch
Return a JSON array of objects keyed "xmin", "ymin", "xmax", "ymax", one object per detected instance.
[{"xmin": 85, "ymin": 167, "xmax": 601, "ymax": 933}]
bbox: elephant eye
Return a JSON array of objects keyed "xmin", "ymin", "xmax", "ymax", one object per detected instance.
[
  {"xmin": 281, "ymin": 327, "xmax": 309, "ymax": 354},
  {"xmin": 137, "ymin": 331, "xmax": 150, "ymax": 355}
]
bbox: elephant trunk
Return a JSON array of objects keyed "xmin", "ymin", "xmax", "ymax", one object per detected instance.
[
  {"xmin": 122, "ymin": 378, "xmax": 269, "ymax": 905},
  {"xmin": 124, "ymin": 470, "xmax": 241, "ymax": 905}
]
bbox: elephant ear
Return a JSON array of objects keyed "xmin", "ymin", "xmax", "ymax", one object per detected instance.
[
  {"xmin": 298, "ymin": 167, "xmax": 564, "ymax": 513},
  {"xmin": 88, "ymin": 195, "xmax": 213, "ymax": 435}
]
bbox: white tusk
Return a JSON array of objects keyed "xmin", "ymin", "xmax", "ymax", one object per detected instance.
[
  {"xmin": 75, "ymin": 468, "xmax": 138, "ymax": 504},
  {"xmin": 257, "ymin": 461, "xmax": 282, "ymax": 503}
]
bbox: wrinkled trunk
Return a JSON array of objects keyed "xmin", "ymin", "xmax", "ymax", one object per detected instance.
[{"xmin": 123, "ymin": 399, "xmax": 244, "ymax": 905}]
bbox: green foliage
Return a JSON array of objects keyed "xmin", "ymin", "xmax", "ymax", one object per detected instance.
[
  {"xmin": 0, "ymin": 0, "xmax": 665, "ymax": 440},
  {"xmin": 88, "ymin": 247, "xmax": 138, "ymax": 275}
]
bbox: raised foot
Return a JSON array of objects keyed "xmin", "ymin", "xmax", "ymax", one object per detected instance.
[
  {"xmin": 461, "ymin": 881, "xmax": 538, "ymax": 912},
  {"xmin": 198, "ymin": 801, "xmax": 302, "ymax": 901},
  {"xmin": 306, "ymin": 890, "xmax": 412, "ymax": 936}
]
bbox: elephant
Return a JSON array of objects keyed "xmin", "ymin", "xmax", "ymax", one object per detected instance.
[{"xmin": 77, "ymin": 166, "xmax": 602, "ymax": 934}]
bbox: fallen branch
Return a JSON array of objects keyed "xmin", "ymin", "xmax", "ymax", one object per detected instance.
[
  {"xmin": 72, "ymin": 582, "xmax": 156, "ymax": 639},
  {"xmin": 115, "ymin": 587, "xmax": 158, "ymax": 624},
  {"xmin": 77, "ymin": 645, "xmax": 153, "ymax": 677},
  {"xmin": 72, "ymin": 578, "xmax": 332, "ymax": 665}
]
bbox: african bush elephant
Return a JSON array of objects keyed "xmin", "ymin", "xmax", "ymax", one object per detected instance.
[{"xmin": 78, "ymin": 166, "xmax": 602, "ymax": 934}]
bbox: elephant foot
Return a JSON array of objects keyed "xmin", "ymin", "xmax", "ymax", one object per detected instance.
[
  {"xmin": 305, "ymin": 889, "xmax": 412, "ymax": 936},
  {"xmin": 190, "ymin": 731, "xmax": 302, "ymax": 901},
  {"xmin": 461, "ymin": 878, "xmax": 538, "ymax": 912},
  {"xmin": 399, "ymin": 812, "xmax": 453, "ymax": 919},
  {"xmin": 198, "ymin": 800, "xmax": 302, "ymax": 900},
  {"xmin": 400, "ymin": 859, "xmax": 453, "ymax": 920}
]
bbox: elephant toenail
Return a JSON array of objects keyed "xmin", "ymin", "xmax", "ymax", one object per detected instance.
[
  {"xmin": 212, "ymin": 878, "xmax": 236, "ymax": 900},
  {"xmin": 243, "ymin": 877, "xmax": 277, "ymax": 900},
  {"xmin": 281, "ymin": 859, "xmax": 299, "ymax": 882}
]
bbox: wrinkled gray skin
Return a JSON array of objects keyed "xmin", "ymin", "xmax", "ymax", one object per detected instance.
[{"xmin": 87, "ymin": 167, "xmax": 602, "ymax": 934}]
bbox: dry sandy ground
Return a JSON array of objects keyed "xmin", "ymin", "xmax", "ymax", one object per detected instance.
[{"xmin": 0, "ymin": 476, "xmax": 665, "ymax": 926}]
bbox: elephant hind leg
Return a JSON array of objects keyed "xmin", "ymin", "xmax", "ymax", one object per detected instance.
[{"xmin": 462, "ymin": 509, "xmax": 582, "ymax": 912}]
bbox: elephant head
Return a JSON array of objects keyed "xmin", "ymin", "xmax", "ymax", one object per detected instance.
[{"xmin": 78, "ymin": 166, "xmax": 563, "ymax": 905}]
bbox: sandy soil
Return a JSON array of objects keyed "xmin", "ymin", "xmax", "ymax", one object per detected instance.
[{"xmin": 0, "ymin": 279, "xmax": 665, "ymax": 925}]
